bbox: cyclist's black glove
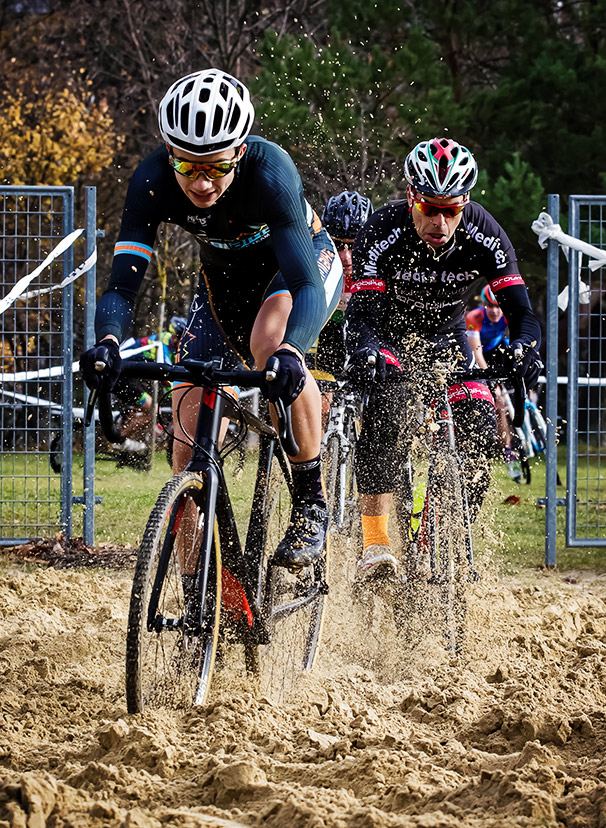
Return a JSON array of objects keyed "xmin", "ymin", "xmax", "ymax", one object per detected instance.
[
  {"xmin": 513, "ymin": 341, "xmax": 543, "ymax": 389},
  {"xmin": 347, "ymin": 346, "xmax": 386, "ymax": 385},
  {"xmin": 496, "ymin": 341, "xmax": 543, "ymax": 390},
  {"xmin": 79, "ymin": 338, "xmax": 122, "ymax": 391},
  {"xmin": 263, "ymin": 348, "xmax": 306, "ymax": 406}
]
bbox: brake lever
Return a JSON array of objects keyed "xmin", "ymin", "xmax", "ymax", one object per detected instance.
[
  {"xmin": 510, "ymin": 369, "xmax": 527, "ymax": 429},
  {"xmin": 84, "ymin": 386, "xmax": 99, "ymax": 427},
  {"xmin": 84, "ymin": 352, "xmax": 124, "ymax": 444},
  {"xmin": 84, "ymin": 357, "xmax": 108, "ymax": 427},
  {"xmin": 273, "ymin": 398, "xmax": 299, "ymax": 457},
  {"xmin": 264, "ymin": 359, "xmax": 300, "ymax": 456}
]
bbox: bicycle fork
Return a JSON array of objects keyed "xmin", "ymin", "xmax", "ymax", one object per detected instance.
[{"xmin": 427, "ymin": 400, "xmax": 475, "ymax": 575}]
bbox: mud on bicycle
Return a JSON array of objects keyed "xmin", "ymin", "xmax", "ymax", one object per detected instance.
[
  {"xmin": 86, "ymin": 356, "xmax": 329, "ymax": 711},
  {"xmin": 352, "ymin": 360, "xmax": 526, "ymax": 657}
]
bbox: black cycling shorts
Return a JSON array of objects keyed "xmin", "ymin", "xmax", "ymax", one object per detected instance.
[
  {"xmin": 177, "ymin": 227, "xmax": 342, "ymax": 372},
  {"xmin": 355, "ymin": 326, "xmax": 497, "ymax": 499}
]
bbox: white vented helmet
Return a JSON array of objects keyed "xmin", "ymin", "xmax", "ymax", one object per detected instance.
[
  {"xmin": 158, "ymin": 68, "xmax": 254, "ymax": 156},
  {"xmin": 404, "ymin": 137, "xmax": 478, "ymax": 197}
]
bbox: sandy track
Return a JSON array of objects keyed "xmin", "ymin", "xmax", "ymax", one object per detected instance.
[{"xmin": 1, "ymin": 544, "xmax": 606, "ymax": 828}]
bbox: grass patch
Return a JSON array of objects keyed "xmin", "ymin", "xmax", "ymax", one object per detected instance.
[
  {"xmin": 480, "ymin": 453, "xmax": 606, "ymax": 573},
  {"xmin": 64, "ymin": 446, "xmax": 606, "ymax": 573}
]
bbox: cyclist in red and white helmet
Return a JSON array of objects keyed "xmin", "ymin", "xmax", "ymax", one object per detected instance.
[
  {"xmin": 346, "ymin": 137, "xmax": 542, "ymax": 583},
  {"xmin": 81, "ymin": 68, "xmax": 344, "ymax": 570}
]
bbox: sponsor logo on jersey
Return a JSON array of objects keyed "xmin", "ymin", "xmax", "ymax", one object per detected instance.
[
  {"xmin": 466, "ymin": 221, "xmax": 509, "ymax": 269},
  {"xmin": 187, "ymin": 215, "xmax": 209, "ymax": 227},
  {"xmin": 317, "ymin": 247, "xmax": 335, "ymax": 278},
  {"xmin": 490, "ymin": 274, "xmax": 525, "ymax": 291},
  {"xmin": 393, "ymin": 295, "xmax": 459, "ymax": 312},
  {"xmin": 350, "ymin": 278, "xmax": 386, "ymax": 293},
  {"xmin": 362, "ymin": 227, "xmax": 403, "ymax": 277},
  {"xmin": 194, "ymin": 225, "xmax": 270, "ymax": 250},
  {"xmin": 395, "ymin": 269, "xmax": 478, "ymax": 285}
]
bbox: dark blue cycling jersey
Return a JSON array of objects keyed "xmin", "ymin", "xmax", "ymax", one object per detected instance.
[{"xmin": 96, "ymin": 136, "xmax": 340, "ymax": 355}]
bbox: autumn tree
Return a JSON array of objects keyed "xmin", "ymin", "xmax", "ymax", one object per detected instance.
[{"xmin": 0, "ymin": 67, "xmax": 122, "ymax": 186}]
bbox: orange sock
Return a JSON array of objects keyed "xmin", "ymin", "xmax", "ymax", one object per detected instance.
[{"xmin": 361, "ymin": 513, "xmax": 390, "ymax": 549}]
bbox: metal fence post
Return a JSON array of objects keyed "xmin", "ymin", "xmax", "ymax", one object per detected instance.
[
  {"xmin": 544, "ymin": 194, "xmax": 559, "ymax": 567},
  {"xmin": 565, "ymin": 200, "xmax": 580, "ymax": 546},
  {"xmin": 82, "ymin": 187, "xmax": 97, "ymax": 545},
  {"xmin": 60, "ymin": 190, "xmax": 75, "ymax": 538}
]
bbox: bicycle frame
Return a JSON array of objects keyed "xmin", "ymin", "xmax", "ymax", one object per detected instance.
[
  {"xmin": 501, "ymin": 385, "xmax": 546, "ymax": 459},
  {"xmin": 418, "ymin": 386, "xmax": 475, "ymax": 572},
  {"xmin": 321, "ymin": 385, "xmax": 360, "ymax": 530}
]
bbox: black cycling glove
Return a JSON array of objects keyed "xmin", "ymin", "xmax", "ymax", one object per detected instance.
[
  {"xmin": 513, "ymin": 341, "xmax": 543, "ymax": 390},
  {"xmin": 496, "ymin": 341, "xmax": 543, "ymax": 390},
  {"xmin": 347, "ymin": 346, "xmax": 385, "ymax": 385},
  {"xmin": 263, "ymin": 348, "xmax": 306, "ymax": 406},
  {"xmin": 79, "ymin": 338, "xmax": 122, "ymax": 391}
]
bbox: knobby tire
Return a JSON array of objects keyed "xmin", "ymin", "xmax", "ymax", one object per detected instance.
[{"xmin": 125, "ymin": 471, "xmax": 221, "ymax": 712}]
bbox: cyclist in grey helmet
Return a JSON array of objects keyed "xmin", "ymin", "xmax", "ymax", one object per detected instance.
[{"xmin": 309, "ymin": 191, "xmax": 374, "ymax": 377}]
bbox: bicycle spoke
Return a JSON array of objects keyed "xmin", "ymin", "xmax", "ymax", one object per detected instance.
[
  {"xmin": 250, "ymin": 451, "xmax": 328, "ymax": 701},
  {"xmin": 126, "ymin": 472, "xmax": 221, "ymax": 712}
]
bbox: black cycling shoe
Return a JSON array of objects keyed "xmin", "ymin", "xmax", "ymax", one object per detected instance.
[{"xmin": 272, "ymin": 502, "xmax": 328, "ymax": 570}]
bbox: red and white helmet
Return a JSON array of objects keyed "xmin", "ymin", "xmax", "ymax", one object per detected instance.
[
  {"xmin": 158, "ymin": 69, "xmax": 254, "ymax": 156},
  {"xmin": 404, "ymin": 138, "xmax": 478, "ymax": 197},
  {"xmin": 480, "ymin": 285, "xmax": 498, "ymax": 306}
]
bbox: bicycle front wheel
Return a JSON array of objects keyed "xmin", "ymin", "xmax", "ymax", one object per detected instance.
[
  {"xmin": 250, "ymin": 452, "xmax": 328, "ymax": 699},
  {"xmin": 323, "ymin": 433, "xmax": 342, "ymax": 530},
  {"xmin": 421, "ymin": 455, "xmax": 472, "ymax": 656},
  {"xmin": 126, "ymin": 471, "xmax": 222, "ymax": 712}
]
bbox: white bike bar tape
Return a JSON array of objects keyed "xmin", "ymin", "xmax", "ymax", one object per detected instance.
[{"xmin": 0, "ymin": 229, "xmax": 85, "ymax": 316}]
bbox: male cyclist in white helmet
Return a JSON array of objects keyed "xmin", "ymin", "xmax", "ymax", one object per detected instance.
[
  {"xmin": 346, "ymin": 137, "xmax": 542, "ymax": 582},
  {"xmin": 80, "ymin": 68, "xmax": 343, "ymax": 570}
]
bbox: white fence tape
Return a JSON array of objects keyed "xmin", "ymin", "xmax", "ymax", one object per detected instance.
[
  {"xmin": 532, "ymin": 212, "xmax": 603, "ymax": 310},
  {"xmin": 0, "ymin": 342, "xmax": 156, "ymax": 383},
  {"xmin": 0, "ymin": 229, "xmax": 89, "ymax": 316},
  {"xmin": 532, "ymin": 211, "xmax": 606, "ymax": 269},
  {"xmin": 21, "ymin": 248, "xmax": 97, "ymax": 301}
]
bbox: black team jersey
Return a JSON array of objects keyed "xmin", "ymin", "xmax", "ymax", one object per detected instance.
[{"xmin": 346, "ymin": 200, "xmax": 541, "ymax": 353}]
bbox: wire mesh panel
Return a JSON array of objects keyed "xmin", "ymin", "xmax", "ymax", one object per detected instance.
[
  {"xmin": 566, "ymin": 196, "xmax": 606, "ymax": 546},
  {"xmin": 0, "ymin": 186, "xmax": 74, "ymax": 543}
]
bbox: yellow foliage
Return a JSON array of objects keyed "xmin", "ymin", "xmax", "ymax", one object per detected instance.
[{"xmin": 0, "ymin": 74, "xmax": 124, "ymax": 186}]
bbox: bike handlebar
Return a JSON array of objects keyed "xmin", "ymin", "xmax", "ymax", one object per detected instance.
[
  {"xmin": 341, "ymin": 363, "xmax": 527, "ymax": 429},
  {"xmin": 446, "ymin": 367, "xmax": 526, "ymax": 428},
  {"xmin": 84, "ymin": 357, "xmax": 299, "ymax": 457}
]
